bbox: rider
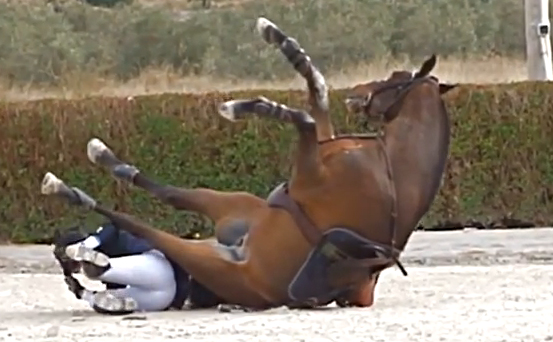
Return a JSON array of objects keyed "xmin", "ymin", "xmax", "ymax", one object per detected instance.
[{"xmin": 54, "ymin": 221, "xmax": 223, "ymax": 314}]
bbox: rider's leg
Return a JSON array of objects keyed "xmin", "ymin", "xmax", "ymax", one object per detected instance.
[
  {"xmin": 74, "ymin": 248, "xmax": 177, "ymax": 312},
  {"xmin": 99, "ymin": 250, "xmax": 177, "ymax": 311}
]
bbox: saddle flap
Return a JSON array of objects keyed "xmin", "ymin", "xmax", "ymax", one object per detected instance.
[{"xmin": 287, "ymin": 227, "xmax": 396, "ymax": 305}]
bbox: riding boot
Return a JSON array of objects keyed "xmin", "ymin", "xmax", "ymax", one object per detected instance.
[
  {"xmin": 89, "ymin": 291, "xmax": 138, "ymax": 315},
  {"xmin": 65, "ymin": 243, "xmax": 111, "ymax": 278}
]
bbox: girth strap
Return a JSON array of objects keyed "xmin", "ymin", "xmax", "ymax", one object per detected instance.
[{"xmin": 266, "ymin": 182, "xmax": 321, "ymax": 246}]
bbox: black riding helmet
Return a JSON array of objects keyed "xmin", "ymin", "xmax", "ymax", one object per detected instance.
[
  {"xmin": 53, "ymin": 225, "xmax": 87, "ymax": 246},
  {"xmin": 52, "ymin": 223, "xmax": 126, "ymax": 290},
  {"xmin": 52, "ymin": 225, "xmax": 87, "ymax": 275}
]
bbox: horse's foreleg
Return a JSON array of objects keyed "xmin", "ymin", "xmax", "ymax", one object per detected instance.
[
  {"xmin": 218, "ymin": 97, "xmax": 322, "ymax": 188},
  {"xmin": 256, "ymin": 17, "xmax": 334, "ymax": 141},
  {"xmin": 40, "ymin": 172, "xmax": 272, "ymax": 309},
  {"xmin": 86, "ymin": 138, "xmax": 266, "ymax": 224}
]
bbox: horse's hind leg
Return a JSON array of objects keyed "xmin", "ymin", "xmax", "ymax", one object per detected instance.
[
  {"xmin": 40, "ymin": 172, "xmax": 273, "ymax": 308},
  {"xmin": 86, "ymin": 138, "xmax": 265, "ymax": 240},
  {"xmin": 218, "ymin": 97, "xmax": 322, "ymax": 189},
  {"xmin": 256, "ymin": 17, "xmax": 334, "ymax": 141}
]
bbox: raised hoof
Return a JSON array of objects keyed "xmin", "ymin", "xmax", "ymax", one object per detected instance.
[
  {"xmin": 41, "ymin": 172, "xmax": 97, "ymax": 208},
  {"xmin": 218, "ymin": 97, "xmax": 272, "ymax": 122},
  {"xmin": 93, "ymin": 292, "xmax": 138, "ymax": 314},
  {"xmin": 41, "ymin": 172, "xmax": 65, "ymax": 195},
  {"xmin": 87, "ymin": 138, "xmax": 117, "ymax": 166},
  {"xmin": 65, "ymin": 243, "xmax": 109, "ymax": 268},
  {"xmin": 218, "ymin": 100, "xmax": 241, "ymax": 122},
  {"xmin": 255, "ymin": 17, "xmax": 286, "ymax": 45}
]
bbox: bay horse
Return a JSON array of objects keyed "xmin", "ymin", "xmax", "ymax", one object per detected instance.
[{"xmin": 40, "ymin": 17, "xmax": 456, "ymax": 310}]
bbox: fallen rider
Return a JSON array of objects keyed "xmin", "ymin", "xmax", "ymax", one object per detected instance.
[{"xmin": 53, "ymin": 221, "xmax": 223, "ymax": 314}]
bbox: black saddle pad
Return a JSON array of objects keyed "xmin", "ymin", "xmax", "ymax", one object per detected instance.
[{"xmin": 287, "ymin": 228, "xmax": 384, "ymax": 304}]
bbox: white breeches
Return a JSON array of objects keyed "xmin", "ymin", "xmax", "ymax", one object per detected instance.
[{"xmin": 84, "ymin": 250, "xmax": 176, "ymax": 312}]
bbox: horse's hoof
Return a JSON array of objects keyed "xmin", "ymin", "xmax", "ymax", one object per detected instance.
[
  {"xmin": 93, "ymin": 292, "xmax": 138, "ymax": 314},
  {"xmin": 87, "ymin": 138, "xmax": 113, "ymax": 164},
  {"xmin": 256, "ymin": 17, "xmax": 277, "ymax": 38},
  {"xmin": 218, "ymin": 101, "xmax": 240, "ymax": 122},
  {"xmin": 66, "ymin": 244, "xmax": 110, "ymax": 268},
  {"xmin": 41, "ymin": 172, "xmax": 63, "ymax": 195}
]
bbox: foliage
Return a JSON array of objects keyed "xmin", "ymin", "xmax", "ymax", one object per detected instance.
[
  {"xmin": 2, "ymin": 83, "xmax": 553, "ymax": 242},
  {"xmin": 0, "ymin": 0, "xmax": 527, "ymax": 86}
]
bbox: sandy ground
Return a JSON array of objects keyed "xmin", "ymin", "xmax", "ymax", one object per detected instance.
[{"xmin": 0, "ymin": 228, "xmax": 552, "ymax": 342}]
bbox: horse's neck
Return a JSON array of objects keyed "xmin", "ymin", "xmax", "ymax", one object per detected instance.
[
  {"xmin": 385, "ymin": 102, "xmax": 451, "ymax": 218},
  {"xmin": 387, "ymin": 103, "xmax": 450, "ymax": 170}
]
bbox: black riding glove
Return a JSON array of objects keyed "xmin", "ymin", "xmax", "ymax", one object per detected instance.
[{"xmin": 64, "ymin": 275, "xmax": 85, "ymax": 299}]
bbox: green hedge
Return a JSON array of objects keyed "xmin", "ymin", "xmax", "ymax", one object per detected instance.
[{"xmin": 1, "ymin": 82, "xmax": 553, "ymax": 243}]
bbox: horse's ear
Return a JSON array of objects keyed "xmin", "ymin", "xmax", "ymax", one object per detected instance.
[
  {"xmin": 439, "ymin": 82, "xmax": 458, "ymax": 95},
  {"xmin": 414, "ymin": 54, "xmax": 437, "ymax": 78}
]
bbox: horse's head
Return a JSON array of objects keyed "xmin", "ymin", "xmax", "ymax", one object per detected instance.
[
  {"xmin": 344, "ymin": 55, "xmax": 458, "ymax": 125},
  {"xmin": 338, "ymin": 54, "xmax": 456, "ymax": 256},
  {"xmin": 52, "ymin": 225, "xmax": 87, "ymax": 275}
]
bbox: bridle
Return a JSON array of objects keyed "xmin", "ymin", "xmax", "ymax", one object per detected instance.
[
  {"xmin": 267, "ymin": 75, "xmax": 442, "ymax": 307},
  {"xmin": 360, "ymin": 75, "xmax": 437, "ymax": 127}
]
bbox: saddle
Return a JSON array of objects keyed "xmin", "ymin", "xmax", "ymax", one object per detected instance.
[{"xmin": 266, "ymin": 181, "xmax": 407, "ymax": 307}]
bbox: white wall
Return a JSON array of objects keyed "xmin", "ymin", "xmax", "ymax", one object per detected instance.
[{"xmin": 525, "ymin": 0, "xmax": 553, "ymax": 80}]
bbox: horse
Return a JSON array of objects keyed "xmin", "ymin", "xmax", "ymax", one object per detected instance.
[{"xmin": 39, "ymin": 16, "xmax": 456, "ymax": 311}]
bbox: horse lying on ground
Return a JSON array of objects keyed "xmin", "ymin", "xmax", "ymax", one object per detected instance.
[
  {"xmin": 53, "ymin": 222, "xmax": 224, "ymax": 314},
  {"xmin": 40, "ymin": 16, "xmax": 456, "ymax": 311}
]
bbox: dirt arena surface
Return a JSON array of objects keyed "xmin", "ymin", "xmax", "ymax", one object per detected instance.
[{"xmin": 0, "ymin": 228, "xmax": 552, "ymax": 342}]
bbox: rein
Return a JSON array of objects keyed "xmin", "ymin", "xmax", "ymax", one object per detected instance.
[
  {"xmin": 358, "ymin": 76, "xmax": 432, "ymax": 275},
  {"xmin": 318, "ymin": 76, "xmax": 433, "ymax": 275}
]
